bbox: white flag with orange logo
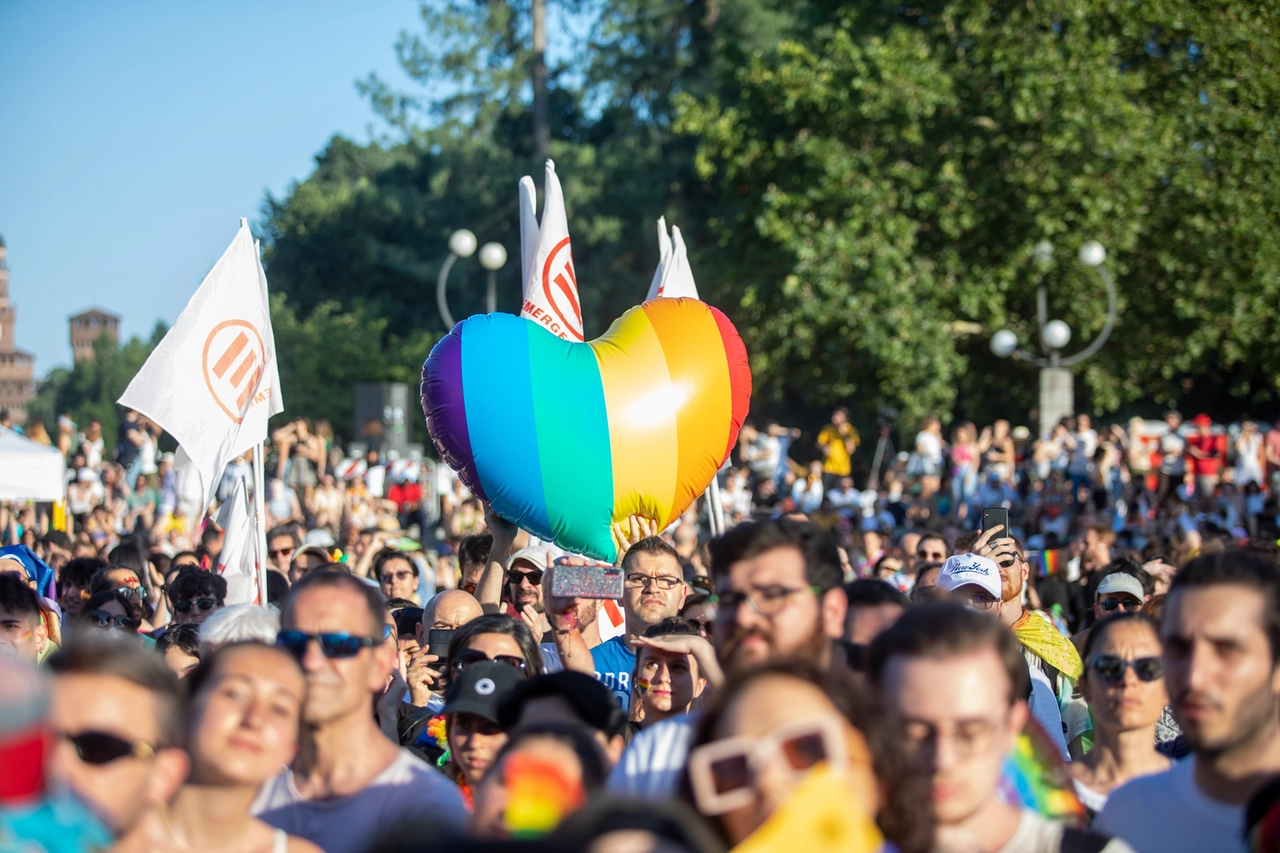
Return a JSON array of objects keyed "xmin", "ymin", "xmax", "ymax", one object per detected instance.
[
  {"xmin": 644, "ymin": 217, "xmax": 700, "ymax": 302},
  {"xmin": 119, "ymin": 219, "xmax": 283, "ymax": 512},
  {"xmin": 519, "ymin": 160, "xmax": 584, "ymax": 341}
]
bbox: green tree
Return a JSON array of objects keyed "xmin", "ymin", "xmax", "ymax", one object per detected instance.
[
  {"xmin": 30, "ymin": 323, "xmax": 167, "ymax": 452},
  {"xmin": 676, "ymin": 0, "xmax": 1280, "ymax": 424}
]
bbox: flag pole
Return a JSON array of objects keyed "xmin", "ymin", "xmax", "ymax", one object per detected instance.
[{"xmin": 252, "ymin": 442, "xmax": 269, "ymax": 606}]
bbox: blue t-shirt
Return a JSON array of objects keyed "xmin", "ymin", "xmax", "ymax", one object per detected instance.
[{"xmin": 591, "ymin": 635, "xmax": 636, "ymax": 708}]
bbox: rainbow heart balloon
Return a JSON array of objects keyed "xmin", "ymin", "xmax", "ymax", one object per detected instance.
[{"xmin": 421, "ymin": 298, "xmax": 751, "ymax": 562}]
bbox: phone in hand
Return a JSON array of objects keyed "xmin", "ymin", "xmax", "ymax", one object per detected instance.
[
  {"xmin": 549, "ymin": 561, "xmax": 624, "ymax": 600},
  {"xmin": 426, "ymin": 629, "xmax": 454, "ymax": 665},
  {"xmin": 981, "ymin": 506, "xmax": 1010, "ymax": 542}
]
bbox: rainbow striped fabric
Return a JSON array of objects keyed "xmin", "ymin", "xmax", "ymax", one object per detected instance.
[{"xmin": 422, "ymin": 298, "xmax": 751, "ymax": 562}]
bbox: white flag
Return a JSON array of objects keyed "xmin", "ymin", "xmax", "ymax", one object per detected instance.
[
  {"xmin": 119, "ymin": 219, "xmax": 283, "ymax": 512},
  {"xmin": 645, "ymin": 218, "xmax": 700, "ymax": 302},
  {"xmin": 519, "ymin": 160, "xmax": 584, "ymax": 341},
  {"xmin": 215, "ymin": 471, "xmax": 259, "ymax": 605}
]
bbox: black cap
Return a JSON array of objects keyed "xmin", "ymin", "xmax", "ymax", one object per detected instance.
[
  {"xmin": 497, "ymin": 671, "xmax": 627, "ymax": 739},
  {"xmin": 441, "ymin": 660, "xmax": 521, "ymax": 722}
]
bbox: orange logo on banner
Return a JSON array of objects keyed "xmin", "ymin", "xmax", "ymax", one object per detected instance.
[
  {"xmin": 202, "ymin": 320, "xmax": 267, "ymax": 424},
  {"xmin": 540, "ymin": 237, "xmax": 583, "ymax": 341}
]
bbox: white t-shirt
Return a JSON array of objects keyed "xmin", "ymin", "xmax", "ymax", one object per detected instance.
[
  {"xmin": 252, "ymin": 748, "xmax": 465, "ymax": 853},
  {"xmin": 607, "ymin": 714, "xmax": 697, "ymax": 799},
  {"xmin": 1027, "ymin": 665, "xmax": 1070, "ymax": 761},
  {"xmin": 916, "ymin": 430, "xmax": 943, "ymax": 463},
  {"xmin": 1094, "ymin": 758, "xmax": 1245, "ymax": 853},
  {"xmin": 997, "ymin": 810, "xmax": 1134, "ymax": 853}
]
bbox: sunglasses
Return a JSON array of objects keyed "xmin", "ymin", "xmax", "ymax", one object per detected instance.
[
  {"xmin": 452, "ymin": 647, "xmax": 527, "ymax": 673},
  {"xmin": 508, "ymin": 569, "xmax": 544, "ymax": 586},
  {"xmin": 688, "ymin": 714, "xmax": 848, "ymax": 816},
  {"xmin": 269, "ymin": 547, "xmax": 296, "ymax": 559},
  {"xmin": 88, "ymin": 610, "xmax": 139, "ymax": 631},
  {"xmin": 1088, "ymin": 654, "xmax": 1163, "ymax": 684},
  {"xmin": 116, "ymin": 585, "xmax": 145, "ymax": 600},
  {"xmin": 1098, "ymin": 597, "xmax": 1142, "ymax": 613},
  {"xmin": 61, "ymin": 730, "xmax": 155, "ymax": 765},
  {"xmin": 172, "ymin": 597, "xmax": 217, "ymax": 614},
  {"xmin": 276, "ymin": 629, "xmax": 382, "ymax": 660}
]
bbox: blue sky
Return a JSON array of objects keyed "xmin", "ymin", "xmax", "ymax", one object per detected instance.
[{"xmin": 0, "ymin": 0, "xmax": 423, "ymax": 372}]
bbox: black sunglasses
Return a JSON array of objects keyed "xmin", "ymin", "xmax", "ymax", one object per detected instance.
[
  {"xmin": 1098, "ymin": 597, "xmax": 1142, "ymax": 613},
  {"xmin": 507, "ymin": 569, "xmax": 544, "ymax": 586},
  {"xmin": 1088, "ymin": 654, "xmax": 1163, "ymax": 684},
  {"xmin": 172, "ymin": 597, "xmax": 217, "ymax": 614},
  {"xmin": 452, "ymin": 647, "xmax": 527, "ymax": 673},
  {"xmin": 276, "ymin": 629, "xmax": 382, "ymax": 660},
  {"xmin": 62, "ymin": 730, "xmax": 155, "ymax": 764},
  {"xmin": 88, "ymin": 610, "xmax": 139, "ymax": 631}
]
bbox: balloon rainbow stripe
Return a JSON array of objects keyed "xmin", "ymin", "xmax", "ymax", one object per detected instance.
[{"xmin": 422, "ymin": 298, "xmax": 751, "ymax": 562}]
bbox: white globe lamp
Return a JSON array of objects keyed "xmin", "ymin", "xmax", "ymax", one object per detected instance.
[
  {"xmin": 448, "ymin": 229, "xmax": 478, "ymax": 259},
  {"xmin": 1042, "ymin": 319, "xmax": 1072, "ymax": 350},
  {"xmin": 990, "ymin": 329, "xmax": 1019, "ymax": 359}
]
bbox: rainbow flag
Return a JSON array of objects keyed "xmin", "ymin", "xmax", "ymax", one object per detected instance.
[
  {"xmin": 998, "ymin": 719, "xmax": 1085, "ymax": 826},
  {"xmin": 502, "ymin": 753, "xmax": 584, "ymax": 839}
]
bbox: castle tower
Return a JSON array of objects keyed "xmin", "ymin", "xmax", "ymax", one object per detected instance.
[
  {"xmin": 70, "ymin": 308, "xmax": 120, "ymax": 363},
  {"xmin": 0, "ymin": 235, "xmax": 36, "ymax": 424}
]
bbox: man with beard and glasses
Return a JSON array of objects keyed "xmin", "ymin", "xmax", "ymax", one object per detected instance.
[
  {"xmin": 973, "ymin": 523, "xmax": 1084, "ymax": 753},
  {"xmin": 1096, "ymin": 550, "xmax": 1280, "ymax": 853},
  {"xmin": 252, "ymin": 571, "xmax": 464, "ymax": 851},
  {"xmin": 608, "ymin": 518, "xmax": 845, "ymax": 797}
]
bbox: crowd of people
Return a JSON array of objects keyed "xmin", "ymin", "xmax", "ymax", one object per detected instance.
[{"xmin": 5, "ymin": 405, "xmax": 1280, "ymax": 852}]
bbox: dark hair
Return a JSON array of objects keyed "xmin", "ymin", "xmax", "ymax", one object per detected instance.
[
  {"xmin": 48, "ymin": 634, "xmax": 184, "ymax": 748},
  {"xmin": 266, "ymin": 525, "xmax": 300, "ymax": 549},
  {"xmin": 200, "ymin": 526, "xmax": 223, "ymax": 546},
  {"xmin": 266, "ymin": 569, "xmax": 289, "ymax": 605},
  {"xmin": 171, "ymin": 551, "xmax": 201, "ymax": 568},
  {"xmin": 283, "ymin": 569, "xmax": 386, "ymax": 636},
  {"xmin": 869, "ymin": 602, "xmax": 1030, "ymax": 705},
  {"xmin": 1080, "ymin": 612, "xmax": 1161, "ymax": 665},
  {"xmin": 78, "ymin": 590, "xmax": 139, "ymax": 629},
  {"xmin": 686, "ymin": 659, "xmax": 931, "ymax": 853},
  {"xmin": 642, "ymin": 616, "xmax": 700, "ymax": 640},
  {"xmin": 394, "ymin": 606, "xmax": 424, "ymax": 638},
  {"xmin": 551, "ymin": 797, "xmax": 725, "ymax": 853},
  {"xmin": 913, "ymin": 561, "xmax": 943, "ymax": 586},
  {"xmin": 58, "ymin": 557, "xmax": 107, "ymax": 597},
  {"xmin": 709, "ymin": 518, "xmax": 842, "ymax": 593},
  {"xmin": 457, "ymin": 534, "xmax": 493, "ymax": 570},
  {"xmin": 844, "ymin": 578, "xmax": 910, "ymax": 609},
  {"xmin": 373, "ymin": 548, "xmax": 417, "ymax": 580},
  {"xmin": 156, "ymin": 623, "xmax": 202, "ymax": 661},
  {"xmin": 497, "ymin": 671, "xmax": 626, "ymax": 739},
  {"xmin": 917, "ymin": 532, "xmax": 948, "ymax": 552},
  {"xmin": 107, "ymin": 540, "xmax": 149, "ymax": 580},
  {"xmin": 184, "ymin": 640, "xmax": 301, "ymax": 705},
  {"xmin": 384, "ymin": 597, "xmax": 418, "ymax": 612},
  {"xmin": 493, "ymin": 721, "xmax": 610, "ymax": 792},
  {"xmin": 1169, "ymin": 549, "xmax": 1280, "ymax": 662},
  {"xmin": 89, "ymin": 566, "xmax": 141, "ymax": 596},
  {"xmin": 0, "ymin": 573, "xmax": 41, "ymax": 622},
  {"xmin": 620, "ymin": 537, "xmax": 681, "ymax": 572},
  {"xmin": 681, "ymin": 593, "xmax": 711, "ymax": 612},
  {"xmin": 168, "ymin": 567, "xmax": 228, "ymax": 605},
  {"xmin": 447, "ymin": 613, "xmax": 543, "ymax": 676},
  {"xmin": 148, "ymin": 551, "xmax": 172, "ymax": 578}
]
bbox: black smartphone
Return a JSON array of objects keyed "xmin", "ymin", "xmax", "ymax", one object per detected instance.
[
  {"xmin": 426, "ymin": 629, "xmax": 454, "ymax": 663},
  {"xmin": 981, "ymin": 506, "xmax": 1010, "ymax": 542}
]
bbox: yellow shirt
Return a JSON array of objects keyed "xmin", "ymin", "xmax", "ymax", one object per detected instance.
[{"xmin": 817, "ymin": 423, "xmax": 859, "ymax": 476}]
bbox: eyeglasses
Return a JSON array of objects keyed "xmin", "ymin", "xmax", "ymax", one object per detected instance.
[
  {"xmin": 380, "ymin": 570, "xmax": 417, "ymax": 585},
  {"xmin": 717, "ymin": 585, "xmax": 821, "ymax": 617},
  {"xmin": 88, "ymin": 610, "xmax": 139, "ymax": 631},
  {"xmin": 1088, "ymin": 654, "xmax": 1163, "ymax": 684},
  {"xmin": 276, "ymin": 630, "xmax": 381, "ymax": 660},
  {"xmin": 172, "ymin": 597, "xmax": 217, "ymax": 614},
  {"xmin": 916, "ymin": 549, "xmax": 947, "ymax": 561},
  {"xmin": 903, "ymin": 714, "xmax": 1006, "ymax": 761},
  {"xmin": 1098, "ymin": 597, "xmax": 1142, "ymax": 613},
  {"xmin": 624, "ymin": 573, "xmax": 682, "ymax": 591},
  {"xmin": 116, "ymin": 586, "xmax": 145, "ymax": 600},
  {"xmin": 452, "ymin": 647, "xmax": 527, "ymax": 673},
  {"xmin": 687, "ymin": 714, "xmax": 848, "ymax": 815},
  {"xmin": 953, "ymin": 590, "xmax": 1000, "ymax": 612},
  {"xmin": 60, "ymin": 730, "xmax": 155, "ymax": 764},
  {"xmin": 508, "ymin": 569, "xmax": 544, "ymax": 586},
  {"xmin": 687, "ymin": 617, "xmax": 714, "ymax": 635},
  {"xmin": 269, "ymin": 547, "xmax": 296, "ymax": 559}
]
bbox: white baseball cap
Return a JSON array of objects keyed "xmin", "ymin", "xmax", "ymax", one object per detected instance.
[
  {"xmin": 1096, "ymin": 573, "xmax": 1144, "ymax": 602},
  {"xmin": 937, "ymin": 553, "xmax": 1003, "ymax": 601},
  {"xmin": 506, "ymin": 542, "xmax": 565, "ymax": 573}
]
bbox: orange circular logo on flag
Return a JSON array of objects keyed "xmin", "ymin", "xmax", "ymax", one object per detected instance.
[
  {"xmin": 202, "ymin": 320, "xmax": 266, "ymax": 424},
  {"xmin": 540, "ymin": 237, "xmax": 583, "ymax": 341}
]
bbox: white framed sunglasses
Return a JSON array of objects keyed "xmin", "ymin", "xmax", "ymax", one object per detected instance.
[{"xmin": 687, "ymin": 713, "xmax": 848, "ymax": 816}]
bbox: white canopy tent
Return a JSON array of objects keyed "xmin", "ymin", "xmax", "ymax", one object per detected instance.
[{"xmin": 0, "ymin": 427, "xmax": 66, "ymax": 501}]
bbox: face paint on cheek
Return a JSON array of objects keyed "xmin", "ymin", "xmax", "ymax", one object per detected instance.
[{"xmin": 636, "ymin": 678, "xmax": 650, "ymax": 693}]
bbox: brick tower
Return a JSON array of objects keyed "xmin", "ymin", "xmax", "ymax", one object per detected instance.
[{"xmin": 0, "ymin": 235, "xmax": 35, "ymax": 424}]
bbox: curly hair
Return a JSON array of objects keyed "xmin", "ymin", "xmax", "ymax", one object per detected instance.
[{"xmin": 682, "ymin": 658, "xmax": 933, "ymax": 853}]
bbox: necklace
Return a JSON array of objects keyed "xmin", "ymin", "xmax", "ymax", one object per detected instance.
[{"xmin": 158, "ymin": 803, "xmax": 194, "ymax": 853}]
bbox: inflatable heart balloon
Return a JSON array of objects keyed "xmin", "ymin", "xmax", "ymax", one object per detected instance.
[{"xmin": 422, "ymin": 298, "xmax": 751, "ymax": 562}]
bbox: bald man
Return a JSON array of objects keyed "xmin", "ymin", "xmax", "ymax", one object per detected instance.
[{"xmin": 417, "ymin": 589, "xmax": 484, "ymax": 638}]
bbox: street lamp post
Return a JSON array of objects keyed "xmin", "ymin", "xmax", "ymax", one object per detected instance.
[
  {"xmin": 437, "ymin": 231, "xmax": 511, "ymax": 328},
  {"xmin": 989, "ymin": 240, "xmax": 1118, "ymax": 436}
]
